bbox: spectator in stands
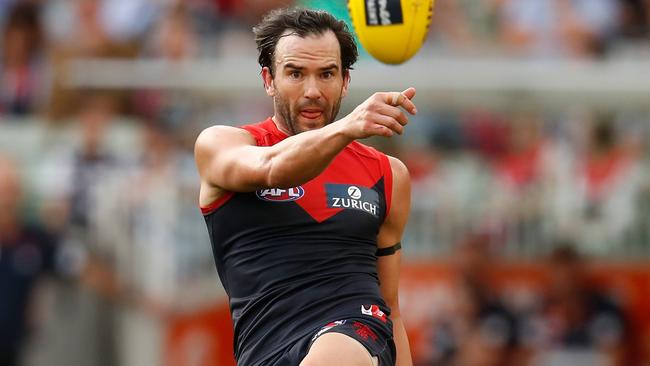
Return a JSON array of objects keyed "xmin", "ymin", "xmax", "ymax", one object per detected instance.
[
  {"xmin": 66, "ymin": 92, "xmax": 118, "ymax": 230},
  {"xmin": 0, "ymin": 2, "xmax": 47, "ymax": 116},
  {"xmin": 485, "ymin": 110, "xmax": 552, "ymax": 249},
  {"xmin": 144, "ymin": 4, "xmax": 197, "ymax": 62},
  {"xmin": 134, "ymin": 4, "xmax": 199, "ymax": 125},
  {"xmin": 33, "ymin": 91, "xmax": 122, "ymax": 366},
  {"xmin": 551, "ymin": 112, "xmax": 643, "ymax": 254},
  {"xmin": 37, "ymin": 90, "xmax": 120, "ymax": 236},
  {"xmin": 0, "ymin": 0, "xmax": 19, "ymax": 26},
  {"xmin": 409, "ymin": 111, "xmax": 492, "ymax": 249},
  {"xmin": 45, "ymin": 0, "xmax": 138, "ymax": 120},
  {"xmin": 214, "ymin": 0, "xmax": 294, "ymax": 25},
  {"xmin": 420, "ymin": 237, "xmax": 521, "ymax": 366},
  {"xmin": 43, "ymin": 0, "xmax": 154, "ymax": 51},
  {"xmin": 529, "ymin": 245, "xmax": 630, "ymax": 365},
  {"xmin": 429, "ymin": 0, "xmax": 502, "ymax": 53},
  {"xmin": 123, "ymin": 120, "xmax": 185, "ymax": 307},
  {"xmin": 0, "ymin": 155, "xmax": 61, "ymax": 366},
  {"xmin": 619, "ymin": 0, "xmax": 650, "ymax": 40},
  {"xmin": 499, "ymin": 0, "xmax": 620, "ymax": 58}
]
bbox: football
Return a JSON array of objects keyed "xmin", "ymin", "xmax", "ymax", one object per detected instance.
[{"xmin": 348, "ymin": 0, "xmax": 435, "ymax": 65}]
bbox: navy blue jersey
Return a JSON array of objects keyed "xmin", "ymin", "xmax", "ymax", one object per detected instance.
[{"xmin": 202, "ymin": 118, "xmax": 395, "ymax": 365}]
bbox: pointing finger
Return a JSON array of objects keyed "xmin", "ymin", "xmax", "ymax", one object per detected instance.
[
  {"xmin": 399, "ymin": 88, "xmax": 417, "ymax": 115},
  {"xmin": 384, "ymin": 90, "xmax": 417, "ymax": 115}
]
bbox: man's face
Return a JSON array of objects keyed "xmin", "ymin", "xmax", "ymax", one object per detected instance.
[{"xmin": 262, "ymin": 30, "xmax": 349, "ymax": 135}]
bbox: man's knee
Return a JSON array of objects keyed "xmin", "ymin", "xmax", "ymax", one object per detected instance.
[{"xmin": 299, "ymin": 333, "xmax": 374, "ymax": 366}]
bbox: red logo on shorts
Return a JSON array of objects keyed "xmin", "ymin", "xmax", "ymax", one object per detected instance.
[
  {"xmin": 353, "ymin": 322, "xmax": 378, "ymax": 341},
  {"xmin": 311, "ymin": 320, "xmax": 346, "ymax": 341},
  {"xmin": 360, "ymin": 304, "xmax": 387, "ymax": 323}
]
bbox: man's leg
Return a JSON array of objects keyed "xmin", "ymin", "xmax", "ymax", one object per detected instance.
[{"xmin": 300, "ymin": 332, "xmax": 378, "ymax": 366}]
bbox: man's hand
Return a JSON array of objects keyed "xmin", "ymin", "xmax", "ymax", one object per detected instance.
[{"xmin": 338, "ymin": 87, "xmax": 417, "ymax": 139}]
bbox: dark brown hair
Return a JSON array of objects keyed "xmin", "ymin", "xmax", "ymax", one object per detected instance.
[{"xmin": 253, "ymin": 8, "xmax": 358, "ymax": 77}]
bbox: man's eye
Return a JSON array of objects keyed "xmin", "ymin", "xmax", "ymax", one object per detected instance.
[
  {"xmin": 290, "ymin": 71, "xmax": 301, "ymax": 79},
  {"xmin": 322, "ymin": 71, "xmax": 333, "ymax": 79}
]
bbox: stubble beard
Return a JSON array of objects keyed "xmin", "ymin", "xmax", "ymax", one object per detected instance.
[{"xmin": 274, "ymin": 90, "xmax": 343, "ymax": 135}]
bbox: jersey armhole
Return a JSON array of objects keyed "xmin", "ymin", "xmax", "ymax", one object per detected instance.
[
  {"xmin": 240, "ymin": 125, "xmax": 264, "ymax": 146},
  {"xmin": 200, "ymin": 192, "xmax": 235, "ymax": 216},
  {"xmin": 379, "ymin": 154, "xmax": 393, "ymax": 219}
]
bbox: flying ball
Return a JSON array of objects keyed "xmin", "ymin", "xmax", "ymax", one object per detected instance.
[{"xmin": 348, "ymin": 0, "xmax": 435, "ymax": 65}]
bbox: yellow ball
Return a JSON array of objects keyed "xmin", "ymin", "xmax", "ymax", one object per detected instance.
[{"xmin": 348, "ymin": 0, "xmax": 435, "ymax": 65}]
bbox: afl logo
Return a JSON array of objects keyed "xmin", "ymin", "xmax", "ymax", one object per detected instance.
[
  {"xmin": 256, "ymin": 186, "xmax": 305, "ymax": 202},
  {"xmin": 347, "ymin": 186, "xmax": 362, "ymax": 199}
]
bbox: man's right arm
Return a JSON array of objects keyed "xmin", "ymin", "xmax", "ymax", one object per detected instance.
[
  {"xmin": 194, "ymin": 88, "xmax": 417, "ymax": 203},
  {"xmin": 195, "ymin": 122, "xmax": 351, "ymax": 193}
]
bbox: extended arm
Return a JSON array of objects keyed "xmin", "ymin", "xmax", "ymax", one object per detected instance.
[{"xmin": 195, "ymin": 88, "xmax": 417, "ymax": 206}]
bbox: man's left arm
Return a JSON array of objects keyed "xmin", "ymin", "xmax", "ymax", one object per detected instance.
[{"xmin": 377, "ymin": 156, "xmax": 412, "ymax": 366}]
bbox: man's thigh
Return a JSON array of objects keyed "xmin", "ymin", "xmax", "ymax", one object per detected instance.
[{"xmin": 299, "ymin": 332, "xmax": 378, "ymax": 366}]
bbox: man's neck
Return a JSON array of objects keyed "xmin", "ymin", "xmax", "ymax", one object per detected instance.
[{"xmin": 271, "ymin": 115, "xmax": 292, "ymax": 136}]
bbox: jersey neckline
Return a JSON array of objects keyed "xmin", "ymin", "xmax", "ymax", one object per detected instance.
[{"xmin": 264, "ymin": 117, "xmax": 290, "ymax": 140}]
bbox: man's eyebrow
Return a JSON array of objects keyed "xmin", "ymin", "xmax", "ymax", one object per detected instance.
[
  {"xmin": 283, "ymin": 63, "xmax": 304, "ymax": 70},
  {"xmin": 319, "ymin": 64, "xmax": 339, "ymax": 71},
  {"xmin": 282, "ymin": 63, "xmax": 339, "ymax": 71}
]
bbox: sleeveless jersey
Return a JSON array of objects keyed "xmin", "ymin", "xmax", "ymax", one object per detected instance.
[{"xmin": 202, "ymin": 118, "xmax": 394, "ymax": 365}]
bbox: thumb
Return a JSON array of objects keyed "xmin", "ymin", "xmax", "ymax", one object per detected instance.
[{"xmin": 401, "ymin": 87, "xmax": 416, "ymax": 100}]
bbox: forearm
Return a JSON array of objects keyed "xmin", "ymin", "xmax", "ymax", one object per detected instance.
[
  {"xmin": 265, "ymin": 119, "xmax": 353, "ymax": 187},
  {"xmin": 392, "ymin": 314, "xmax": 413, "ymax": 366}
]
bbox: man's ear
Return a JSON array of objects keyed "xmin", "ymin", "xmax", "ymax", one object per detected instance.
[
  {"xmin": 341, "ymin": 70, "xmax": 351, "ymax": 98},
  {"xmin": 262, "ymin": 67, "xmax": 275, "ymax": 97}
]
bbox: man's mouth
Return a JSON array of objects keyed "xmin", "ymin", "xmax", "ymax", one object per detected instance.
[{"xmin": 300, "ymin": 109, "xmax": 323, "ymax": 119}]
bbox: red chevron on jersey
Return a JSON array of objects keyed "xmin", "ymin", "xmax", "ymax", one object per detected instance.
[
  {"xmin": 202, "ymin": 117, "xmax": 394, "ymax": 223},
  {"xmin": 200, "ymin": 117, "xmax": 395, "ymax": 366}
]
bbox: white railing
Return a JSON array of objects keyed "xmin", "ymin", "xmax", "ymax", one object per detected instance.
[{"xmin": 65, "ymin": 56, "xmax": 650, "ymax": 108}]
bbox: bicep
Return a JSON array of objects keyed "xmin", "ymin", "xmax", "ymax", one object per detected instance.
[
  {"xmin": 194, "ymin": 126, "xmax": 272, "ymax": 192},
  {"xmin": 376, "ymin": 156, "xmax": 411, "ymax": 313}
]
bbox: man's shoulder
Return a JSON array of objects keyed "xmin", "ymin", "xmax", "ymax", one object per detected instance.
[
  {"xmin": 347, "ymin": 140, "xmax": 386, "ymax": 160},
  {"xmin": 239, "ymin": 118, "xmax": 273, "ymax": 133},
  {"xmin": 345, "ymin": 142, "xmax": 409, "ymax": 179},
  {"xmin": 239, "ymin": 118, "xmax": 285, "ymax": 146},
  {"xmin": 195, "ymin": 120, "xmax": 267, "ymax": 148}
]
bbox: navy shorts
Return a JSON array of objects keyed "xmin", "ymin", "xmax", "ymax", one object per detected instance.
[{"xmin": 272, "ymin": 317, "xmax": 396, "ymax": 366}]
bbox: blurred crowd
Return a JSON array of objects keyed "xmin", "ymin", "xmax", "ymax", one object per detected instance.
[
  {"xmin": 431, "ymin": 0, "xmax": 650, "ymax": 58},
  {"xmin": 412, "ymin": 241, "xmax": 645, "ymax": 366},
  {"xmin": 1, "ymin": 0, "xmax": 650, "ymax": 365},
  {"xmin": 0, "ymin": 0, "xmax": 650, "ymax": 119},
  {"xmin": 401, "ymin": 106, "xmax": 650, "ymax": 258}
]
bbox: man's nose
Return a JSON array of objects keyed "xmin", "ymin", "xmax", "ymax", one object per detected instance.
[{"xmin": 303, "ymin": 77, "xmax": 322, "ymax": 99}]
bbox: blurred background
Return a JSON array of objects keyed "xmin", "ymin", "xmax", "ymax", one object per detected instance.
[{"xmin": 1, "ymin": 0, "xmax": 650, "ymax": 365}]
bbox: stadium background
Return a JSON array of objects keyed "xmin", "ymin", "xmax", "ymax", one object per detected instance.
[{"xmin": 1, "ymin": 0, "xmax": 650, "ymax": 365}]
